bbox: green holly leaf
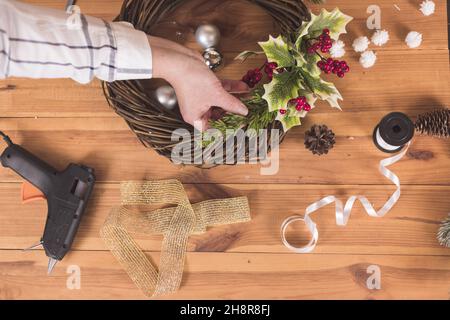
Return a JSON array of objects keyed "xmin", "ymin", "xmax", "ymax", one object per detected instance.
[
  {"xmin": 302, "ymin": 53, "xmax": 321, "ymax": 77},
  {"xmin": 295, "ymin": 20, "xmax": 312, "ymax": 49},
  {"xmin": 324, "ymin": 91, "xmax": 343, "ymax": 110},
  {"xmin": 276, "ymin": 113, "xmax": 302, "ymax": 132},
  {"xmin": 302, "ymin": 72, "xmax": 343, "ymax": 110},
  {"xmin": 295, "ymin": 53, "xmax": 307, "ymax": 67},
  {"xmin": 296, "ymin": 8, "xmax": 353, "ymax": 47},
  {"xmin": 258, "ymin": 35, "xmax": 295, "ymax": 67},
  {"xmin": 262, "ymin": 70, "xmax": 302, "ymax": 112},
  {"xmin": 234, "ymin": 50, "xmax": 264, "ymax": 62},
  {"xmin": 311, "ymin": 8, "xmax": 353, "ymax": 40}
]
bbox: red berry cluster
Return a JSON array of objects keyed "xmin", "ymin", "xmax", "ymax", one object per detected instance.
[
  {"xmin": 317, "ymin": 58, "xmax": 349, "ymax": 78},
  {"xmin": 290, "ymin": 96, "xmax": 311, "ymax": 112},
  {"xmin": 242, "ymin": 68, "xmax": 263, "ymax": 88},
  {"xmin": 264, "ymin": 62, "xmax": 278, "ymax": 80},
  {"xmin": 242, "ymin": 61, "xmax": 281, "ymax": 87},
  {"xmin": 308, "ymin": 29, "xmax": 332, "ymax": 54},
  {"xmin": 280, "ymin": 96, "xmax": 312, "ymax": 115}
]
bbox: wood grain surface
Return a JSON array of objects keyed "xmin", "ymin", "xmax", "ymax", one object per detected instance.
[
  {"xmin": 1, "ymin": 251, "xmax": 449, "ymax": 300},
  {"xmin": 0, "ymin": 0, "xmax": 448, "ymax": 300}
]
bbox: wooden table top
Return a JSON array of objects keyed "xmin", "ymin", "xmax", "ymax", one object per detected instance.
[{"xmin": 0, "ymin": 0, "xmax": 448, "ymax": 299}]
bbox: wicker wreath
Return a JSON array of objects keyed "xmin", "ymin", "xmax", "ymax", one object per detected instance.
[{"xmin": 102, "ymin": 0, "xmax": 310, "ymax": 167}]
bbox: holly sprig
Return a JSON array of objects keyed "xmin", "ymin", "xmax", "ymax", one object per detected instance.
[{"xmin": 210, "ymin": 8, "xmax": 353, "ymax": 133}]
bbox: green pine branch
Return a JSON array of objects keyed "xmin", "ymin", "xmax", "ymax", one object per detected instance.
[{"xmin": 208, "ymin": 87, "xmax": 277, "ymax": 139}]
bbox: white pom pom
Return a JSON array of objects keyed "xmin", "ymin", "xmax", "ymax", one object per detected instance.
[
  {"xmin": 371, "ymin": 29, "xmax": 390, "ymax": 46},
  {"xmin": 420, "ymin": 0, "xmax": 435, "ymax": 16},
  {"xmin": 405, "ymin": 31, "xmax": 423, "ymax": 48},
  {"xmin": 331, "ymin": 40, "xmax": 345, "ymax": 50},
  {"xmin": 352, "ymin": 36, "xmax": 370, "ymax": 53},
  {"xmin": 330, "ymin": 40, "xmax": 346, "ymax": 58},
  {"xmin": 359, "ymin": 51, "xmax": 377, "ymax": 68}
]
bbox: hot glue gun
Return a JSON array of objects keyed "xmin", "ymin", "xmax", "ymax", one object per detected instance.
[{"xmin": 0, "ymin": 131, "xmax": 95, "ymax": 274}]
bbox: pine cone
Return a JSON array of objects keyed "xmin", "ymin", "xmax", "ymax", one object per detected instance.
[
  {"xmin": 415, "ymin": 108, "xmax": 450, "ymax": 138},
  {"xmin": 304, "ymin": 125, "xmax": 336, "ymax": 156}
]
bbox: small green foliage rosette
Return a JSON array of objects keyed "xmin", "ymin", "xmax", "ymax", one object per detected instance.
[{"xmin": 209, "ymin": 8, "xmax": 353, "ymax": 135}]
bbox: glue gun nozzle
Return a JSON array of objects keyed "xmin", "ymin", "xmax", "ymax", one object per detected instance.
[{"xmin": 47, "ymin": 257, "xmax": 58, "ymax": 275}]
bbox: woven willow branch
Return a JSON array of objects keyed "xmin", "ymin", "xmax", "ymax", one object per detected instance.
[{"xmin": 102, "ymin": 0, "xmax": 310, "ymax": 166}]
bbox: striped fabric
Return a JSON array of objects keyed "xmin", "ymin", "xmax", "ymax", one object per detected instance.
[{"xmin": 0, "ymin": 0, "xmax": 152, "ymax": 84}]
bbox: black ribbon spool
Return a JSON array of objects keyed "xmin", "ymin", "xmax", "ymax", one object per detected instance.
[{"xmin": 373, "ymin": 112, "xmax": 414, "ymax": 153}]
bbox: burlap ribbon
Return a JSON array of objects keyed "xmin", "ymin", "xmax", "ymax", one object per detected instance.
[{"xmin": 100, "ymin": 180, "xmax": 251, "ymax": 297}]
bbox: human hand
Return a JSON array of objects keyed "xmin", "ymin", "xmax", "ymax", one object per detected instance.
[{"xmin": 149, "ymin": 36, "xmax": 249, "ymax": 130}]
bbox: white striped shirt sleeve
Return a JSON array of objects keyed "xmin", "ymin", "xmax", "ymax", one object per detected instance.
[{"xmin": 0, "ymin": 0, "xmax": 152, "ymax": 84}]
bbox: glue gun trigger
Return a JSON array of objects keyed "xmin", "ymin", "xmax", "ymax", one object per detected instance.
[{"xmin": 21, "ymin": 181, "xmax": 46, "ymax": 204}]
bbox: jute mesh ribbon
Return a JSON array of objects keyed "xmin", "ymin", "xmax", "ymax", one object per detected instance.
[{"xmin": 100, "ymin": 180, "xmax": 251, "ymax": 297}]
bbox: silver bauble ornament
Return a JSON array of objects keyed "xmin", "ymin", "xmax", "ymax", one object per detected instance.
[
  {"xmin": 202, "ymin": 47, "xmax": 223, "ymax": 71},
  {"xmin": 195, "ymin": 24, "xmax": 221, "ymax": 49},
  {"xmin": 155, "ymin": 85, "xmax": 177, "ymax": 110}
]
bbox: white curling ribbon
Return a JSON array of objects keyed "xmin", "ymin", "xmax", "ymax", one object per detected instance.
[
  {"xmin": 66, "ymin": 5, "xmax": 82, "ymax": 30},
  {"xmin": 281, "ymin": 143, "xmax": 410, "ymax": 253},
  {"xmin": 376, "ymin": 128, "xmax": 399, "ymax": 151}
]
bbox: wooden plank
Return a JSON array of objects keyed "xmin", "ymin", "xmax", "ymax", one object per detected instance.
[
  {"xmin": 0, "ymin": 114, "xmax": 448, "ymax": 185},
  {"xmin": 0, "ymin": 79, "xmax": 110, "ymax": 118},
  {"xmin": 21, "ymin": 0, "xmax": 449, "ymax": 51},
  {"xmin": 0, "ymin": 183, "xmax": 448, "ymax": 256},
  {"xmin": 0, "ymin": 250, "xmax": 448, "ymax": 299},
  {"xmin": 0, "ymin": 0, "xmax": 447, "ymax": 301},
  {"xmin": 0, "ymin": 0, "xmax": 448, "ymax": 117},
  {"xmin": 1, "ymin": 50, "xmax": 449, "ymax": 117}
]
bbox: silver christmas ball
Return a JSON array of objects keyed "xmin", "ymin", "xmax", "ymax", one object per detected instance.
[
  {"xmin": 202, "ymin": 47, "xmax": 223, "ymax": 71},
  {"xmin": 155, "ymin": 85, "xmax": 177, "ymax": 110},
  {"xmin": 195, "ymin": 24, "xmax": 221, "ymax": 49}
]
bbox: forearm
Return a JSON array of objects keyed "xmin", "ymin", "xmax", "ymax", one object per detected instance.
[{"xmin": 0, "ymin": 0, "xmax": 152, "ymax": 84}]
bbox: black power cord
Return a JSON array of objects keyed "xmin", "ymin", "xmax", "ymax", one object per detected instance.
[{"xmin": 0, "ymin": 131, "xmax": 12, "ymax": 146}]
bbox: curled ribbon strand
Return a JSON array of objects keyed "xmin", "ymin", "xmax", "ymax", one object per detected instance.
[{"xmin": 281, "ymin": 143, "xmax": 411, "ymax": 253}]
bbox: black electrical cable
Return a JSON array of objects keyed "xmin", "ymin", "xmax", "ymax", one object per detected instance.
[{"xmin": 0, "ymin": 131, "xmax": 12, "ymax": 146}]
